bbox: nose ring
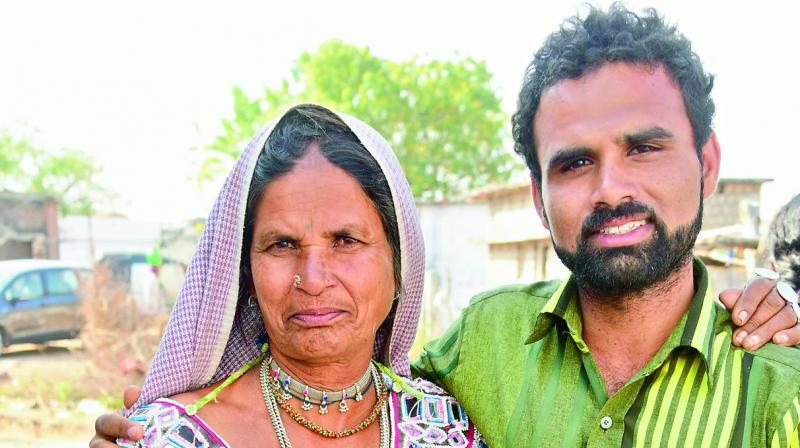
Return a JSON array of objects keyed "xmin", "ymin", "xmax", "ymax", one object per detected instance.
[{"xmin": 293, "ymin": 274, "xmax": 302, "ymax": 288}]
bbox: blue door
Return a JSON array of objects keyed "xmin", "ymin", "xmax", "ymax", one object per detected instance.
[{"xmin": 41, "ymin": 268, "xmax": 82, "ymax": 336}]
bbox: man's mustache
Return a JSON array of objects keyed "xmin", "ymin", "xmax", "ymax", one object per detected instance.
[{"xmin": 580, "ymin": 201, "xmax": 657, "ymax": 240}]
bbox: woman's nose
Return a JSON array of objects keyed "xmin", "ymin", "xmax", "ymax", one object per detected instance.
[{"xmin": 295, "ymin": 249, "xmax": 335, "ymax": 295}]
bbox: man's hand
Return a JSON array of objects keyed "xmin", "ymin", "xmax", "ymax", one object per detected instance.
[
  {"xmin": 89, "ymin": 385, "xmax": 142, "ymax": 448},
  {"xmin": 719, "ymin": 275, "xmax": 800, "ymax": 350}
]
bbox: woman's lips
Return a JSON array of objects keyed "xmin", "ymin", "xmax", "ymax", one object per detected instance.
[{"xmin": 290, "ymin": 309, "xmax": 345, "ymax": 326}]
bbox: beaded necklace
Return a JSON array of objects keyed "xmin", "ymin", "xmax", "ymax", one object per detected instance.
[
  {"xmin": 183, "ymin": 343, "xmax": 396, "ymax": 448},
  {"xmin": 268, "ymin": 356, "xmax": 373, "ymax": 413},
  {"xmin": 259, "ymin": 356, "xmax": 390, "ymax": 447}
]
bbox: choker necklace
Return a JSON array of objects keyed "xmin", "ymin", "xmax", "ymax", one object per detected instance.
[
  {"xmin": 260, "ymin": 356, "xmax": 390, "ymax": 447},
  {"xmin": 269, "ymin": 357, "xmax": 372, "ymax": 413}
]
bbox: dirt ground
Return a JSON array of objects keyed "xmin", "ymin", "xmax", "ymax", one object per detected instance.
[{"xmin": 0, "ymin": 341, "xmax": 110, "ymax": 447}]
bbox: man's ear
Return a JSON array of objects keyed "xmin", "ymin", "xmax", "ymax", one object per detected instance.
[
  {"xmin": 701, "ymin": 132, "xmax": 722, "ymax": 199},
  {"xmin": 531, "ymin": 177, "xmax": 549, "ymax": 230}
]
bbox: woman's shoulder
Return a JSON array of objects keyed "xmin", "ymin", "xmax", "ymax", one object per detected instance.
[
  {"xmin": 389, "ymin": 377, "xmax": 488, "ymax": 447},
  {"xmin": 117, "ymin": 398, "xmax": 229, "ymax": 448}
]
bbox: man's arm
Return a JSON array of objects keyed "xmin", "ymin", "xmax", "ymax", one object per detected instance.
[
  {"xmin": 719, "ymin": 276, "xmax": 800, "ymax": 349},
  {"xmin": 89, "ymin": 385, "xmax": 142, "ymax": 447}
]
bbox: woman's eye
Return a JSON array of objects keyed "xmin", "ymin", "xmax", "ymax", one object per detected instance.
[
  {"xmin": 269, "ymin": 240, "xmax": 296, "ymax": 251},
  {"xmin": 334, "ymin": 236, "xmax": 359, "ymax": 247}
]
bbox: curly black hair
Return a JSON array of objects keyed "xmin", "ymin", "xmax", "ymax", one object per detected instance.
[{"xmin": 511, "ymin": 2, "xmax": 715, "ymax": 185}]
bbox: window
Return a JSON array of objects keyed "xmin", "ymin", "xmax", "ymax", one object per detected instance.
[
  {"xmin": 43, "ymin": 269, "xmax": 79, "ymax": 295},
  {"xmin": 4, "ymin": 272, "xmax": 44, "ymax": 301}
]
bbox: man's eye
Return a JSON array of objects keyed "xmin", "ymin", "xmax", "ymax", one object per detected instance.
[
  {"xmin": 563, "ymin": 158, "xmax": 592, "ymax": 172},
  {"xmin": 630, "ymin": 144, "xmax": 660, "ymax": 155}
]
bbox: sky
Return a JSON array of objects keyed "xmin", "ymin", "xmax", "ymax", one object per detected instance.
[{"xmin": 1, "ymin": 0, "xmax": 798, "ymax": 225}]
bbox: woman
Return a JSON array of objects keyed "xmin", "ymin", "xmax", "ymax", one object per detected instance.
[{"xmin": 113, "ymin": 104, "xmax": 485, "ymax": 447}]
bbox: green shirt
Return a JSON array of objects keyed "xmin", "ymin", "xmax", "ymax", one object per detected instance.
[{"xmin": 413, "ymin": 260, "xmax": 800, "ymax": 447}]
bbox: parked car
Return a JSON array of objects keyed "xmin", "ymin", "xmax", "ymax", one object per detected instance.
[{"xmin": 0, "ymin": 259, "xmax": 90, "ymax": 353}]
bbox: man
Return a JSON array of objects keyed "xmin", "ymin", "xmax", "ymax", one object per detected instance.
[
  {"xmin": 91, "ymin": 5, "xmax": 800, "ymax": 448},
  {"xmin": 413, "ymin": 4, "xmax": 800, "ymax": 447}
]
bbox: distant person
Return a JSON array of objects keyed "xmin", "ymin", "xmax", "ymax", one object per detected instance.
[{"xmin": 765, "ymin": 193, "xmax": 800, "ymax": 290}]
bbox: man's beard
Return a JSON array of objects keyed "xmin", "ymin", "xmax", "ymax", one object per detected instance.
[{"xmin": 553, "ymin": 200, "xmax": 703, "ymax": 302}]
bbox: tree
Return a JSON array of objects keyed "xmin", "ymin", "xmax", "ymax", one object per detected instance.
[
  {"xmin": 201, "ymin": 40, "xmax": 517, "ymax": 199},
  {"xmin": 0, "ymin": 131, "xmax": 110, "ymax": 215}
]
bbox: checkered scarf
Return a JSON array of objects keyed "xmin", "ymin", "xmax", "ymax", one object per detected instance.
[{"xmin": 132, "ymin": 106, "xmax": 425, "ymax": 410}]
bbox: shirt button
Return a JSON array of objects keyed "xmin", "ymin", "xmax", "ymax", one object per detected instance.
[{"xmin": 600, "ymin": 416, "xmax": 613, "ymax": 430}]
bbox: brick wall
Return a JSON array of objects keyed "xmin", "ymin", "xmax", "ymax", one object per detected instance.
[
  {"xmin": 0, "ymin": 192, "xmax": 59, "ymax": 260},
  {"xmin": 702, "ymin": 181, "xmax": 764, "ymax": 230}
]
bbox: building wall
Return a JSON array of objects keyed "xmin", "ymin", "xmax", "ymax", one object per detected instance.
[
  {"xmin": 488, "ymin": 239, "xmax": 569, "ymax": 285},
  {"xmin": 486, "ymin": 185, "xmax": 550, "ymax": 244},
  {"xmin": 415, "ymin": 202, "xmax": 490, "ymax": 342},
  {"xmin": 0, "ymin": 192, "xmax": 59, "ymax": 260},
  {"xmin": 485, "ymin": 185, "xmax": 568, "ymax": 285},
  {"xmin": 707, "ymin": 264, "xmax": 749, "ymax": 291},
  {"xmin": 702, "ymin": 181, "xmax": 764, "ymax": 230},
  {"xmin": 0, "ymin": 240, "xmax": 32, "ymax": 259},
  {"xmin": 43, "ymin": 199, "xmax": 59, "ymax": 259},
  {"xmin": 59, "ymin": 215, "xmax": 162, "ymax": 265}
]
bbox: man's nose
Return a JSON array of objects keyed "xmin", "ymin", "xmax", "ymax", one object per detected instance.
[{"xmin": 590, "ymin": 160, "xmax": 637, "ymax": 209}]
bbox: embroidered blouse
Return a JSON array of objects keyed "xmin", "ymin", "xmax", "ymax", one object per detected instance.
[{"xmin": 117, "ymin": 376, "xmax": 486, "ymax": 448}]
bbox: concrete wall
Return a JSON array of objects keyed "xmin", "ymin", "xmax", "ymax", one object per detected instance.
[
  {"xmin": 485, "ymin": 185, "xmax": 568, "ymax": 285},
  {"xmin": 488, "ymin": 240, "xmax": 569, "ymax": 286},
  {"xmin": 59, "ymin": 215, "xmax": 161, "ymax": 265},
  {"xmin": 415, "ymin": 202, "xmax": 490, "ymax": 341}
]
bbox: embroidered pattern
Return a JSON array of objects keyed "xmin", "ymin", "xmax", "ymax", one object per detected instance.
[
  {"xmin": 118, "ymin": 384, "xmax": 486, "ymax": 448},
  {"xmin": 117, "ymin": 400, "xmax": 226, "ymax": 448},
  {"xmin": 390, "ymin": 378, "xmax": 486, "ymax": 448}
]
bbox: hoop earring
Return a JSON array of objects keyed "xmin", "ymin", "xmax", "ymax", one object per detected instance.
[
  {"xmin": 393, "ymin": 291, "xmax": 400, "ymax": 301},
  {"xmin": 248, "ymin": 295, "xmax": 257, "ymax": 308}
]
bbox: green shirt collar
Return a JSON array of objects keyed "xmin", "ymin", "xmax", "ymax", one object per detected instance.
[{"xmin": 527, "ymin": 258, "xmax": 721, "ymax": 385}]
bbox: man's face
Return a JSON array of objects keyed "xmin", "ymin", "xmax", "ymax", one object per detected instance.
[{"xmin": 532, "ymin": 62, "xmax": 720, "ymax": 299}]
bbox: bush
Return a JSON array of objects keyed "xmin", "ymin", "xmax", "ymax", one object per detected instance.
[{"xmin": 78, "ymin": 265, "xmax": 169, "ymax": 397}]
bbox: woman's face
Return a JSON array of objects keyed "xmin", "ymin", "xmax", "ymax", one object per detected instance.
[{"xmin": 249, "ymin": 143, "xmax": 395, "ymax": 366}]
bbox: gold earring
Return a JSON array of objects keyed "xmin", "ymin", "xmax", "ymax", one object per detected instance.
[{"xmin": 293, "ymin": 274, "xmax": 302, "ymax": 288}]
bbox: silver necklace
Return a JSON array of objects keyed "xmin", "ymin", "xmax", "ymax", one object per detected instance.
[
  {"xmin": 268, "ymin": 357, "xmax": 373, "ymax": 413},
  {"xmin": 259, "ymin": 358, "xmax": 390, "ymax": 448}
]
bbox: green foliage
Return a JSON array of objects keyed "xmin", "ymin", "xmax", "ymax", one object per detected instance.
[
  {"xmin": 203, "ymin": 40, "xmax": 517, "ymax": 199},
  {"xmin": 0, "ymin": 369, "xmax": 88, "ymax": 406},
  {"xmin": 0, "ymin": 131, "xmax": 110, "ymax": 215},
  {"xmin": 97, "ymin": 392, "xmax": 124, "ymax": 410}
]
